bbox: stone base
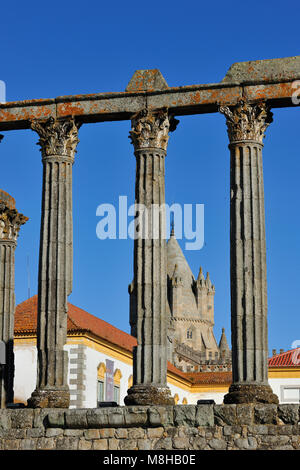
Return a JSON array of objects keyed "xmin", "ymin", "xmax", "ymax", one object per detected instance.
[
  {"xmin": 27, "ymin": 388, "xmax": 70, "ymax": 409},
  {"xmin": 124, "ymin": 384, "xmax": 175, "ymax": 406},
  {"xmin": 224, "ymin": 383, "xmax": 279, "ymax": 404}
]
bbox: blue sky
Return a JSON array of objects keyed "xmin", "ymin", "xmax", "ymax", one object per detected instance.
[{"xmin": 1, "ymin": 0, "xmax": 299, "ymax": 354}]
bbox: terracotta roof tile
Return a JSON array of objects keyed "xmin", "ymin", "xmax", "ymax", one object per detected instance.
[
  {"xmin": 268, "ymin": 349, "xmax": 300, "ymax": 367},
  {"xmin": 185, "ymin": 371, "xmax": 232, "ymax": 384},
  {"xmin": 15, "ymin": 295, "xmax": 137, "ymax": 352}
]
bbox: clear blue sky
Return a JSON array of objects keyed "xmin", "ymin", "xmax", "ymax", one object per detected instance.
[{"xmin": 1, "ymin": 0, "xmax": 299, "ymax": 355}]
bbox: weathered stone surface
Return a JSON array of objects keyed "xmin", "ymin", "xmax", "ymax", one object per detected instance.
[
  {"xmin": 65, "ymin": 410, "xmax": 88, "ymax": 428},
  {"xmin": 174, "ymin": 405, "xmax": 196, "ymax": 426},
  {"xmin": 214, "ymin": 405, "xmax": 237, "ymax": 425},
  {"xmin": 28, "ymin": 118, "xmax": 81, "ymax": 409},
  {"xmin": 46, "ymin": 410, "xmax": 65, "ymax": 428},
  {"xmin": 0, "ymin": 193, "xmax": 27, "ymax": 408},
  {"xmin": 148, "ymin": 406, "xmax": 174, "ymax": 427},
  {"xmin": 278, "ymin": 405, "xmax": 299, "ymax": 424},
  {"xmin": 124, "ymin": 406, "xmax": 148, "ymax": 427},
  {"xmin": 0, "ymin": 407, "xmax": 299, "ymax": 450},
  {"xmin": 195, "ymin": 405, "xmax": 214, "ymax": 426},
  {"xmin": 11, "ymin": 409, "xmax": 34, "ymax": 429},
  {"xmin": 86, "ymin": 409, "xmax": 109, "ymax": 427},
  {"xmin": 125, "ymin": 110, "xmax": 177, "ymax": 406},
  {"xmin": 254, "ymin": 405, "xmax": 278, "ymax": 424},
  {"xmin": 220, "ymin": 101, "xmax": 279, "ymax": 406}
]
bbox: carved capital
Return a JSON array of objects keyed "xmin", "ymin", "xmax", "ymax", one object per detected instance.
[
  {"xmin": 0, "ymin": 203, "xmax": 28, "ymax": 242},
  {"xmin": 129, "ymin": 108, "xmax": 179, "ymax": 152},
  {"xmin": 31, "ymin": 117, "xmax": 81, "ymax": 159},
  {"xmin": 219, "ymin": 100, "xmax": 273, "ymax": 144}
]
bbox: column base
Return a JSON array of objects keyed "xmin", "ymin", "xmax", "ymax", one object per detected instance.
[
  {"xmin": 224, "ymin": 383, "xmax": 279, "ymax": 404},
  {"xmin": 124, "ymin": 384, "xmax": 175, "ymax": 406},
  {"xmin": 27, "ymin": 388, "xmax": 70, "ymax": 409}
]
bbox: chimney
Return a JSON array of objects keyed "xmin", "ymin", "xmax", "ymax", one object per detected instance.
[
  {"xmin": 280, "ymin": 349, "xmax": 284, "ymax": 354},
  {"xmin": 272, "ymin": 349, "xmax": 276, "ymax": 356}
]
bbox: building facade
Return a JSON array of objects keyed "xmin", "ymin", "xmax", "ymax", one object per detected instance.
[{"xmin": 13, "ymin": 296, "xmax": 300, "ymax": 407}]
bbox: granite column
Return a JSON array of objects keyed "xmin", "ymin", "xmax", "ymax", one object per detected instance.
[
  {"xmin": 220, "ymin": 100, "xmax": 278, "ymax": 404},
  {"xmin": 28, "ymin": 117, "xmax": 80, "ymax": 408},
  {"xmin": 125, "ymin": 109, "xmax": 178, "ymax": 405},
  {"xmin": 0, "ymin": 190, "xmax": 27, "ymax": 408}
]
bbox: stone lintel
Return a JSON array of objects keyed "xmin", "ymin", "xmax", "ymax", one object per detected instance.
[{"xmin": 0, "ymin": 55, "xmax": 299, "ymax": 130}]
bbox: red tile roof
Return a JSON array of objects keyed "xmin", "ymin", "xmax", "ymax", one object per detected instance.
[
  {"xmin": 186, "ymin": 371, "xmax": 232, "ymax": 385},
  {"xmin": 15, "ymin": 296, "xmax": 299, "ymax": 387},
  {"xmin": 268, "ymin": 349, "xmax": 300, "ymax": 367},
  {"xmin": 15, "ymin": 295, "xmax": 137, "ymax": 352}
]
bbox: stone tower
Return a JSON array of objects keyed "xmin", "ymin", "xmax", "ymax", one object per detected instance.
[{"xmin": 166, "ymin": 230, "xmax": 229, "ymax": 371}]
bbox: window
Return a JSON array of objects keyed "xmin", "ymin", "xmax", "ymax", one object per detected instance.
[
  {"xmin": 97, "ymin": 380, "xmax": 105, "ymax": 405},
  {"xmin": 114, "ymin": 385, "xmax": 120, "ymax": 404},
  {"xmin": 187, "ymin": 329, "xmax": 193, "ymax": 339},
  {"xmin": 281, "ymin": 386, "xmax": 300, "ymax": 403},
  {"xmin": 97, "ymin": 362, "xmax": 106, "ymax": 406}
]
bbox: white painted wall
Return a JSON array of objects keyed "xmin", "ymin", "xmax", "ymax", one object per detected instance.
[
  {"xmin": 13, "ymin": 340, "xmax": 300, "ymax": 407},
  {"xmin": 14, "ymin": 344, "xmax": 37, "ymax": 404}
]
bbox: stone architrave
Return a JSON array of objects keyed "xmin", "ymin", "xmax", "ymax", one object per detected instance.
[
  {"xmin": 27, "ymin": 117, "xmax": 81, "ymax": 408},
  {"xmin": 219, "ymin": 100, "xmax": 278, "ymax": 404},
  {"xmin": 125, "ymin": 108, "xmax": 178, "ymax": 405},
  {"xmin": 0, "ymin": 190, "xmax": 27, "ymax": 408}
]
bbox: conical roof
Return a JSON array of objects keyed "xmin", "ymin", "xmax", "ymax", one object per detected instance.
[
  {"xmin": 167, "ymin": 231, "xmax": 198, "ymax": 317},
  {"xmin": 167, "ymin": 231, "xmax": 194, "ymax": 285},
  {"xmin": 218, "ymin": 328, "xmax": 230, "ymax": 351}
]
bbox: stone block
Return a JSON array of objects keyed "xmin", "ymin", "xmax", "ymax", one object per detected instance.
[
  {"xmin": 78, "ymin": 439, "xmax": 92, "ymax": 450},
  {"xmin": 36, "ymin": 437, "xmax": 56, "ymax": 450},
  {"xmin": 115, "ymin": 428, "xmax": 128, "ymax": 439},
  {"xmin": 46, "ymin": 410, "xmax": 65, "ymax": 428},
  {"xmin": 154, "ymin": 437, "xmax": 173, "ymax": 450},
  {"xmin": 124, "ymin": 407, "xmax": 148, "ymax": 427},
  {"xmin": 128, "ymin": 427, "xmax": 145, "ymax": 439},
  {"xmin": 214, "ymin": 405, "xmax": 237, "ymax": 425},
  {"xmin": 108, "ymin": 438, "xmax": 119, "ymax": 450},
  {"xmin": 99, "ymin": 428, "xmax": 115, "ymax": 438},
  {"xmin": 92, "ymin": 439, "xmax": 109, "ymax": 450},
  {"xmin": 11, "ymin": 409, "xmax": 34, "ymax": 429},
  {"xmin": 278, "ymin": 405, "xmax": 299, "ymax": 424},
  {"xmin": 236, "ymin": 404, "xmax": 254, "ymax": 425},
  {"xmin": 0, "ymin": 410, "xmax": 11, "ymax": 430},
  {"xmin": 84, "ymin": 429, "xmax": 100, "ymax": 440},
  {"xmin": 147, "ymin": 427, "xmax": 164, "ymax": 439},
  {"xmin": 86, "ymin": 409, "xmax": 109, "ymax": 427},
  {"xmin": 118, "ymin": 439, "xmax": 138, "ymax": 450},
  {"xmin": 208, "ymin": 438, "xmax": 227, "ymax": 450},
  {"xmin": 46, "ymin": 428, "xmax": 64, "ymax": 438},
  {"xmin": 65, "ymin": 410, "xmax": 88, "ymax": 428},
  {"xmin": 148, "ymin": 406, "xmax": 174, "ymax": 427},
  {"xmin": 56, "ymin": 436, "xmax": 79, "ymax": 450},
  {"xmin": 174, "ymin": 405, "xmax": 196, "ymax": 426},
  {"xmin": 195, "ymin": 405, "xmax": 214, "ymax": 426},
  {"xmin": 173, "ymin": 437, "xmax": 190, "ymax": 449},
  {"xmin": 191, "ymin": 436, "xmax": 207, "ymax": 450},
  {"xmin": 254, "ymin": 405, "xmax": 278, "ymax": 424},
  {"xmin": 138, "ymin": 439, "xmax": 152, "ymax": 450}
]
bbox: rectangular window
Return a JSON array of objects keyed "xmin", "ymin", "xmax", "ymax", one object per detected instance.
[
  {"xmin": 282, "ymin": 386, "xmax": 300, "ymax": 403},
  {"xmin": 97, "ymin": 380, "xmax": 104, "ymax": 405},
  {"xmin": 113, "ymin": 385, "xmax": 120, "ymax": 404}
]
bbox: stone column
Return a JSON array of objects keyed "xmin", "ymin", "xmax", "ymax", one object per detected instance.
[
  {"xmin": 125, "ymin": 109, "xmax": 178, "ymax": 405},
  {"xmin": 28, "ymin": 117, "xmax": 80, "ymax": 408},
  {"xmin": 0, "ymin": 190, "xmax": 27, "ymax": 408},
  {"xmin": 220, "ymin": 100, "xmax": 278, "ymax": 404}
]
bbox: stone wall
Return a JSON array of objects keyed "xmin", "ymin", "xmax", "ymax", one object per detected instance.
[{"xmin": 0, "ymin": 404, "xmax": 299, "ymax": 450}]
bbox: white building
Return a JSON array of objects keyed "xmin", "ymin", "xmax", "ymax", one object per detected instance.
[{"xmin": 13, "ymin": 296, "xmax": 300, "ymax": 406}]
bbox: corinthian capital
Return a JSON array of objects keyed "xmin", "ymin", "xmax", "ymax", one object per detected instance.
[
  {"xmin": 31, "ymin": 117, "xmax": 81, "ymax": 159},
  {"xmin": 0, "ymin": 203, "xmax": 28, "ymax": 242},
  {"xmin": 129, "ymin": 108, "xmax": 179, "ymax": 152},
  {"xmin": 219, "ymin": 100, "xmax": 273, "ymax": 144}
]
